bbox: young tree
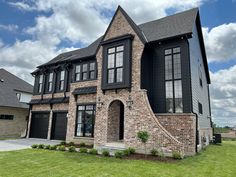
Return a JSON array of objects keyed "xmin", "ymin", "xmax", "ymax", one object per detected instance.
[{"xmin": 137, "ymin": 131, "xmax": 149, "ymax": 157}]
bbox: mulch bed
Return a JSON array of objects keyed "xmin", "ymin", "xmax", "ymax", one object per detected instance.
[{"xmin": 123, "ymin": 153, "xmax": 179, "ymax": 163}]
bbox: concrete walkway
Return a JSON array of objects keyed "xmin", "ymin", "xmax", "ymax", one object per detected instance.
[{"xmin": 0, "ymin": 138, "xmax": 61, "ymax": 151}]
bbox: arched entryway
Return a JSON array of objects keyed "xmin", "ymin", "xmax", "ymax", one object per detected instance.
[{"xmin": 107, "ymin": 100, "xmax": 124, "ymax": 142}]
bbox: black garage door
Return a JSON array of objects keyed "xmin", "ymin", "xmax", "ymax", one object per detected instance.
[
  {"xmin": 51, "ymin": 112, "xmax": 68, "ymax": 140},
  {"xmin": 30, "ymin": 113, "xmax": 49, "ymax": 139}
]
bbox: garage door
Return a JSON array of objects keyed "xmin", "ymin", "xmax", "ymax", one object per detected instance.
[
  {"xmin": 30, "ymin": 113, "xmax": 49, "ymax": 139},
  {"xmin": 51, "ymin": 112, "xmax": 68, "ymax": 140}
]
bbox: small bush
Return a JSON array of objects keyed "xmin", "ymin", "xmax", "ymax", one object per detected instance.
[
  {"xmin": 68, "ymin": 142, "xmax": 75, "ymax": 146},
  {"xmin": 38, "ymin": 144, "xmax": 45, "ymax": 149},
  {"xmin": 88, "ymin": 148, "xmax": 98, "ymax": 155},
  {"xmin": 79, "ymin": 148, "xmax": 88, "ymax": 153},
  {"xmin": 123, "ymin": 149, "xmax": 131, "ymax": 156},
  {"xmin": 172, "ymin": 151, "xmax": 183, "ymax": 159},
  {"xmin": 158, "ymin": 150, "xmax": 165, "ymax": 158},
  {"xmin": 128, "ymin": 147, "xmax": 135, "ymax": 154},
  {"xmin": 49, "ymin": 145, "xmax": 57, "ymax": 150},
  {"xmin": 58, "ymin": 145, "xmax": 66, "ymax": 151},
  {"xmin": 60, "ymin": 141, "xmax": 66, "ymax": 145},
  {"xmin": 79, "ymin": 142, "xmax": 86, "ymax": 147},
  {"xmin": 150, "ymin": 149, "xmax": 158, "ymax": 156},
  {"xmin": 45, "ymin": 145, "xmax": 50, "ymax": 149},
  {"xmin": 31, "ymin": 144, "xmax": 38, "ymax": 149},
  {"xmin": 115, "ymin": 151, "xmax": 124, "ymax": 158},
  {"xmin": 68, "ymin": 146, "xmax": 76, "ymax": 152},
  {"xmin": 102, "ymin": 150, "xmax": 110, "ymax": 157}
]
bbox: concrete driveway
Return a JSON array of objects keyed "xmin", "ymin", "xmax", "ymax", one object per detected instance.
[{"xmin": 0, "ymin": 138, "xmax": 61, "ymax": 151}]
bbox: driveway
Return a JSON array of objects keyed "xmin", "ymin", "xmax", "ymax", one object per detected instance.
[{"xmin": 0, "ymin": 138, "xmax": 61, "ymax": 151}]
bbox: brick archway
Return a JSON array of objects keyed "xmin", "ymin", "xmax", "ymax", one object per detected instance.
[{"xmin": 107, "ymin": 100, "xmax": 124, "ymax": 142}]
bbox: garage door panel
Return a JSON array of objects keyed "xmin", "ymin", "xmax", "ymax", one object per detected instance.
[
  {"xmin": 30, "ymin": 113, "xmax": 49, "ymax": 139},
  {"xmin": 51, "ymin": 112, "xmax": 68, "ymax": 140}
]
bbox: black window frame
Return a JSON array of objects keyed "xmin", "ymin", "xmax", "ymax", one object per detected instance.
[
  {"xmin": 199, "ymin": 64, "xmax": 203, "ymax": 87},
  {"xmin": 38, "ymin": 74, "xmax": 43, "ymax": 93},
  {"xmin": 198, "ymin": 102, "xmax": 203, "ymax": 114},
  {"xmin": 164, "ymin": 46, "xmax": 183, "ymax": 113},
  {"xmin": 74, "ymin": 61, "xmax": 97, "ymax": 82},
  {"xmin": 75, "ymin": 104, "xmax": 96, "ymax": 137},
  {"xmin": 59, "ymin": 70, "xmax": 65, "ymax": 91},
  {"xmin": 0, "ymin": 114, "xmax": 14, "ymax": 120},
  {"xmin": 101, "ymin": 34, "xmax": 133, "ymax": 90}
]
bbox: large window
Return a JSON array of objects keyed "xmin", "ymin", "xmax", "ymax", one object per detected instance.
[
  {"xmin": 107, "ymin": 45, "xmax": 124, "ymax": 84},
  {"xmin": 75, "ymin": 61, "xmax": 96, "ymax": 81},
  {"xmin": 165, "ymin": 47, "xmax": 183, "ymax": 113},
  {"xmin": 0, "ymin": 114, "xmax": 14, "ymax": 120},
  {"xmin": 48, "ymin": 73, "xmax": 53, "ymax": 92},
  {"xmin": 59, "ymin": 70, "xmax": 65, "ymax": 91},
  {"xmin": 75, "ymin": 105, "xmax": 96, "ymax": 137},
  {"xmin": 38, "ymin": 75, "xmax": 43, "ymax": 93}
]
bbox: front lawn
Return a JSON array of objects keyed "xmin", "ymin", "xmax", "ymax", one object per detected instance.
[{"xmin": 0, "ymin": 141, "xmax": 235, "ymax": 177}]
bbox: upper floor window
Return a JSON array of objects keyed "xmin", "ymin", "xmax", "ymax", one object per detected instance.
[
  {"xmin": 75, "ymin": 61, "xmax": 96, "ymax": 82},
  {"xmin": 107, "ymin": 45, "xmax": 124, "ymax": 84},
  {"xmin": 199, "ymin": 64, "xmax": 203, "ymax": 87},
  {"xmin": 0, "ymin": 114, "xmax": 14, "ymax": 120},
  {"xmin": 165, "ymin": 47, "xmax": 183, "ymax": 113},
  {"xmin": 48, "ymin": 73, "xmax": 53, "ymax": 92},
  {"xmin": 198, "ymin": 102, "xmax": 203, "ymax": 114},
  {"xmin": 59, "ymin": 70, "xmax": 65, "ymax": 91},
  {"xmin": 38, "ymin": 75, "xmax": 43, "ymax": 93},
  {"xmin": 16, "ymin": 93, "xmax": 21, "ymax": 100}
]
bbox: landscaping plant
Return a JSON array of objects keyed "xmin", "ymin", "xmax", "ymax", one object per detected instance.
[
  {"xmin": 60, "ymin": 141, "xmax": 66, "ymax": 145},
  {"xmin": 137, "ymin": 131, "xmax": 150, "ymax": 156},
  {"xmin": 127, "ymin": 147, "xmax": 135, "ymax": 154},
  {"xmin": 79, "ymin": 148, "xmax": 88, "ymax": 153},
  {"xmin": 31, "ymin": 144, "xmax": 38, "ymax": 149},
  {"xmin": 88, "ymin": 149, "xmax": 98, "ymax": 155},
  {"xmin": 79, "ymin": 142, "xmax": 86, "ymax": 147},
  {"xmin": 172, "ymin": 151, "xmax": 183, "ymax": 159},
  {"xmin": 115, "ymin": 151, "xmax": 124, "ymax": 158},
  {"xmin": 58, "ymin": 145, "xmax": 66, "ymax": 151},
  {"xmin": 68, "ymin": 146, "xmax": 76, "ymax": 152},
  {"xmin": 38, "ymin": 144, "xmax": 45, "ymax": 149},
  {"xmin": 68, "ymin": 142, "xmax": 75, "ymax": 146},
  {"xmin": 49, "ymin": 145, "xmax": 57, "ymax": 150},
  {"xmin": 45, "ymin": 145, "xmax": 50, "ymax": 149},
  {"xmin": 150, "ymin": 149, "xmax": 158, "ymax": 156},
  {"xmin": 102, "ymin": 150, "xmax": 110, "ymax": 157}
]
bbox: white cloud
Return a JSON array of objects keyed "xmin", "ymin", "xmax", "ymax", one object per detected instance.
[
  {"xmin": 0, "ymin": 24, "xmax": 19, "ymax": 32},
  {"xmin": 203, "ymin": 23, "xmax": 236, "ymax": 63},
  {"xmin": 8, "ymin": 1, "xmax": 37, "ymax": 11},
  {"xmin": 210, "ymin": 65, "xmax": 236, "ymax": 126}
]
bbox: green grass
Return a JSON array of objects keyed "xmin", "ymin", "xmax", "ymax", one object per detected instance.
[{"xmin": 0, "ymin": 141, "xmax": 236, "ymax": 177}]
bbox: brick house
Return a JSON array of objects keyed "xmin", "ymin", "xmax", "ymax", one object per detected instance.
[
  {"xmin": 0, "ymin": 69, "xmax": 33, "ymax": 138},
  {"xmin": 28, "ymin": 7, "xmax": 212, "ymax": 156}
]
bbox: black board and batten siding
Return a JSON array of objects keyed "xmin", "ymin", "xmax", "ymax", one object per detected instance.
[{"xmin": 141, "ymin": 38, "xmax": 192, "ymax": 113}]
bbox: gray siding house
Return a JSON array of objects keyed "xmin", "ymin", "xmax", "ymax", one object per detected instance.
[
  {"xmin": 28, "ymin": 7, "xmax": 212, "ymax": 155},
  {"xmin": 0, "ymin": 69, "xmax": 33, "ymax": 138}
]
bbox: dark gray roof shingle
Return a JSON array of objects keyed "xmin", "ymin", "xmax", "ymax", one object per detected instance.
[{"xmin": 0, "ymin": 69, "xmax": 33, "ymax": 108}]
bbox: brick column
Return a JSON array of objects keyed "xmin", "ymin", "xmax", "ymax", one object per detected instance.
[
  {"xmin": 47, "ymin": 110, "xmax": 53, "ymax": 140},
  {"xmin": 26, "ymin": 110, "xmax": 32, "ymax": 138}
]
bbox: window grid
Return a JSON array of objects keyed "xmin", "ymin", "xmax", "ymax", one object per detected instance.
[
  {"xmin": 75, "ymin": 62, "xmax": 96, "ymax": 82},
  {"xmin": 48, "ymin": 73, "xmax": 53, "ymax": 92},
  {"xmin": 75, "ymin": 105, "xmax": 96, "ymax": 137},
  {"xmin": 38, "ymin": 75, "xmax": 43, "ymax": 93},
  {"xmin": 107, "ymin": 45, "xmax": 124, "ymax": 84},
  {"xmin": 164, "ymin": 47, "xmax": 183, "ymax": 113},
  {"xmin": 59, "ymin": 70, "xmax": 65, "ymax": 91}
]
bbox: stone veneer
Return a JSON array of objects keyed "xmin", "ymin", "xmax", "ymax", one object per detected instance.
[
  {"xmin": 156, "ymin": 113, "xmax": 196, "ymax": 155},
  {"xmin": 94, "ymin": 9, "xmax": 185, "ymax": 155}
]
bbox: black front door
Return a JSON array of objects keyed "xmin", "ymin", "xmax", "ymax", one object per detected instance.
[
  {"xmin": 119, "ymin": 102, "xmax": 124, "ymax": 140},
  {"xmin": 30, "ymin": 113, "xmax": 50, "ymax": 139},
  {"xmin": 51, "ymin": 112, "xmax": 68, "ymax": 140}
]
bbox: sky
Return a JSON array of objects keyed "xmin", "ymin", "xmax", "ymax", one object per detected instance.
[{"xmin": 0, "ymin": 0, "xmax": 236, "ymax": 127}]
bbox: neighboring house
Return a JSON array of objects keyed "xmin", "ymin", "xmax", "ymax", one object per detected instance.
[
  {"xmin": 28, "ymin": 6, "xmax": 212, "ymax": 155},
  {"xmin": 0, "ymin": 69, "xmax": 33, "ymax": 138}
]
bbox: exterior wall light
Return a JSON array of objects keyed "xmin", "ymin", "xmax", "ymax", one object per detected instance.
[
  {"xmin": 96, "ymin": 97, "xmax": 103, "ymax": 108},
  {"xmin": 126, "ymin": 95, "xmax": 133, "ymax": 110}
]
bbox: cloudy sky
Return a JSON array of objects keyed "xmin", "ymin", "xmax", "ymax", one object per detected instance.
[{"xmin": 0, "ymin": 0, "xmax": 236, "ymax": 126}]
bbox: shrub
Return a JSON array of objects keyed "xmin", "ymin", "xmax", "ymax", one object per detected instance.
[
  {"xmin": 49, "ymin": 145, "xmax": 57, "ymax": 150},
  {"xmin": 79, "ymin": 142, "xmax": 86, "ymax": 147},
  {"xmin": 38, "ymin": 144, "xmax": 45, "ymax": 149},
  {"xmin": 123, "ymin": 149, "xmax": 131, "ymax": 156},
  {"xmin": 137, "ymin": 131, "xmax": 150, "ymax": 156},
  {"xmin": 88, "ymin": 148, "xmax": 98, "ymax": 155},
  {"xmin": 79, "ymin": 148, "xmax": 88, "ymax": 153},
  {"xmin": 158, "ymin": 150, "xmax": 165, "ymax": 159},
  {"xmin": 150, "ymin": 149, "xmax": 158, "ymax": 156},
  {"xmin": 115, "ymin": 151, "xmax": 124, "ymax": 158},
  {"xmin": 172, "ymin": 151, "xmax": 183, "ymax": 159},
  {"xmin": 45, "ymin": 145, "xmax": 50, "ymax": 149},
  {"xmin": 60, "ymin": 141, "xmax": 66, "ymax": 145},
  {"xmin": 31, "ymin": 144, "xmax": 38, "ymax": 149},
  {"xmin": 68, "ymin": 146, "xmax": 76, "ymax": 152},
  {"xmin": 68, "ymin": 142, "xmax": 75, "ymax": 146},
  {"xmin": 127, "ymin": 147, "xmax": 135, "ymax": 154},
  {"xmin": 102, "ymin": 150, "xmax": 110, "ymax": 157},
  {"xmin": 58, "ymin": 145, "xmax": 66, "ymax": 151}
]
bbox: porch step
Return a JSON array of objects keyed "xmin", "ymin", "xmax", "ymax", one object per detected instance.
[{"xmin": 97, "ymin": 142, "xmax": 126, "ymax": 156}]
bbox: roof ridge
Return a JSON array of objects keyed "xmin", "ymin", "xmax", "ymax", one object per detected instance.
[{"xmin": 138, "ymin": 7, "xmax": 199, "ymax": 27}]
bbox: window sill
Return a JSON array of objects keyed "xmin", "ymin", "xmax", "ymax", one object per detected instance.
[
  {"xmin": 73, "ymin": 136, "xmax": 94, "ymax": 140},
  {"xmin": 72, "ymin": 79, "xmax": 97, "ymax": 83}
]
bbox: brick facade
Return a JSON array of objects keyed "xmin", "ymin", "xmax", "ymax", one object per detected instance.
[{"xmin": 0, "ymin": 106, "xmax": 28, "ymax": 138}]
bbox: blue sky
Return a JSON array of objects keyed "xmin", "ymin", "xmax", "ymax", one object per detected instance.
[{"xmin": 0, "ymin": 0, "xmax": 236, "ymax": 126}]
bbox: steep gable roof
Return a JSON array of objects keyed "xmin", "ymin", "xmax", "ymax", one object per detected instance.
[{"xmin": 0, "ymin": 69, "xmax": 33, "ymax": 108}]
